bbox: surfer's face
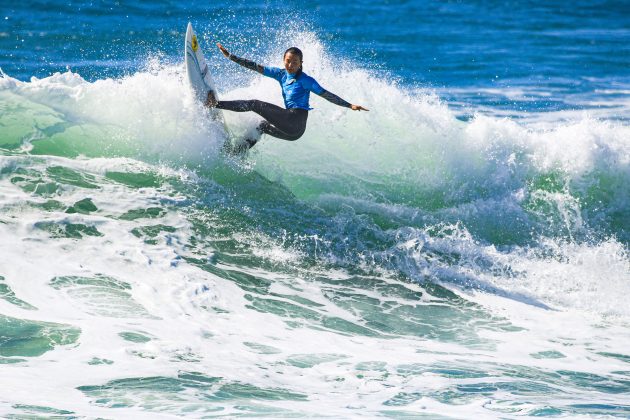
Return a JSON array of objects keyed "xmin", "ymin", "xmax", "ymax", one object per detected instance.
[{"xmin": 283, "ymin": 52, "xmax": 302, "ymax": 74}]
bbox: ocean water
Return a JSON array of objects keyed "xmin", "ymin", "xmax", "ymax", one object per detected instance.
[{"xmin": 1, "ymin": 1, "xmax": 629, "ymax": 418}]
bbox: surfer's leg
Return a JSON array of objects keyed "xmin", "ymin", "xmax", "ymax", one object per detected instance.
[
  {"xmin": 256, "ymin": 116, "xmax": 306, "ymax": 141},
  {"xmin": 257, "ymin": 107, "xmax": 308, "ymax": 141},
  {"xmin": 249, "ymin": 102, "xmax": 308, "ymax": 138},
  {"xmin": 216, "ymin": 100, "xmax": 261, "ymax": 112},
  {"xmin": 217, "ymin": 100, "xmax": 308, "ymax": 141},
  {"xmin": 255, "ymin": 121, "xmax": 296, "ymax": 141},
  {"xmin": 216, "ymin": 100, "xmax": 288, "ymax": 123}
]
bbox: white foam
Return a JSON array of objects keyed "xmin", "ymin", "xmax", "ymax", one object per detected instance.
[{"xmin": 393, "ymin": 221, "xmax": 630, "ymax": 318}]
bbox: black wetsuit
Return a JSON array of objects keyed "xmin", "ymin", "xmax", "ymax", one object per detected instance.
[
  {"xmin": 217, "ymin": 53, "xmax": 351, "ymax": 144},
  {"xmin": 217, "ymin": 100, "xmax": 308, "ymax": 141}
]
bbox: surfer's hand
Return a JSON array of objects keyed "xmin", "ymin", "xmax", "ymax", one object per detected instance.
[
  {"xmin": 351, "ymin": 104, "xmax": 369, "ymax": 111},
  {"xmin": 217, "ymin": 43, "xmax": 230, "ymax": 58}
]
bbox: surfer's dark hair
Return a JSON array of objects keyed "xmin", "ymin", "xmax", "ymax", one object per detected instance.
[{"xmin": 284, "ymin": 47, "xmax": 303, "ymax": 62}]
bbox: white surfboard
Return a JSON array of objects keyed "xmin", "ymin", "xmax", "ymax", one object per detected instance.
[
  {"xmin": 185, "ymin": 23, "xmax": 223, "ymax": 122},
  {"xmin": 184, "ymin": 23, "xmax": 259, "ymax": 154}
]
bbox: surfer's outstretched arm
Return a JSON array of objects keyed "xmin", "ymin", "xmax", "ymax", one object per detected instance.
[
  {"xmin": 307, "ymin": 77, "xmax": 368, "ymax": 111},
  {"xmin": 318, "ymin": 90, "xmax": 352, "ymax": 108},
  {"xmin": 217, "ymin": 43, "xmax": 264, "ymax": 74},
  {"xmin": 317, "ymin": 90, "xmax": 369, "ymax": 111}
]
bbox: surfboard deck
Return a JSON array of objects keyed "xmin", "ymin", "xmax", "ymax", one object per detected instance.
[
  {"xmin": 185, "ymin": 23, "xmax": 223, "ymax": 122},
  {"xmin": 184, "ymin": 23, "xmax": 260, "ymax": 155}
]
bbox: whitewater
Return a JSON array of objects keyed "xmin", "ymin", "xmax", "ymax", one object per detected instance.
[{"xmin": 1, "ymin": 5, "xmax": 630, "ymax": 419}]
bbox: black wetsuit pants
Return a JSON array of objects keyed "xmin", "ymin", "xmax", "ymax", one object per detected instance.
[{"xmin": 216, "ymin": 100, "xmax": 308, "ymax": 141}]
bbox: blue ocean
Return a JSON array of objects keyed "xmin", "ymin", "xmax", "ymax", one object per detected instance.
[{"xmin": 1, "ymin": 1, "xmax": 629, "ymax": 418}]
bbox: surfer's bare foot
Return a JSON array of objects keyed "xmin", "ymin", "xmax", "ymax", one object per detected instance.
[{"xmin": 205, "ymin": 90, "xmax": 218, "ymax": 107}]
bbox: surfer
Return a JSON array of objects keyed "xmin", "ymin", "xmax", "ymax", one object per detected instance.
[{"xmin": 206, "ymin": 44, "xmax": 368, "ymax": 147}]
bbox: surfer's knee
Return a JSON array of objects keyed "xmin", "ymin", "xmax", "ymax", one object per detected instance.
[
  {"xmin": 286, "ymin": 124, "xmax": 306, "ymax": 141},
  {"xmin": 278, "ymin": 132, "xmax": 303, "ymax": 141}
]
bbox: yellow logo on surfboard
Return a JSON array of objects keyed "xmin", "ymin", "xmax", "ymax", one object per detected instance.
[{"xmin": 191, "ymin": 35, "xmax": 199, "ymax": 52}]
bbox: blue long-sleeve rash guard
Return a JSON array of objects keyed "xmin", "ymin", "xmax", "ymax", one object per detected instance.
[{"xmin": 263, "ymin": 67, "xmax": 325, "ymax": 110}]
